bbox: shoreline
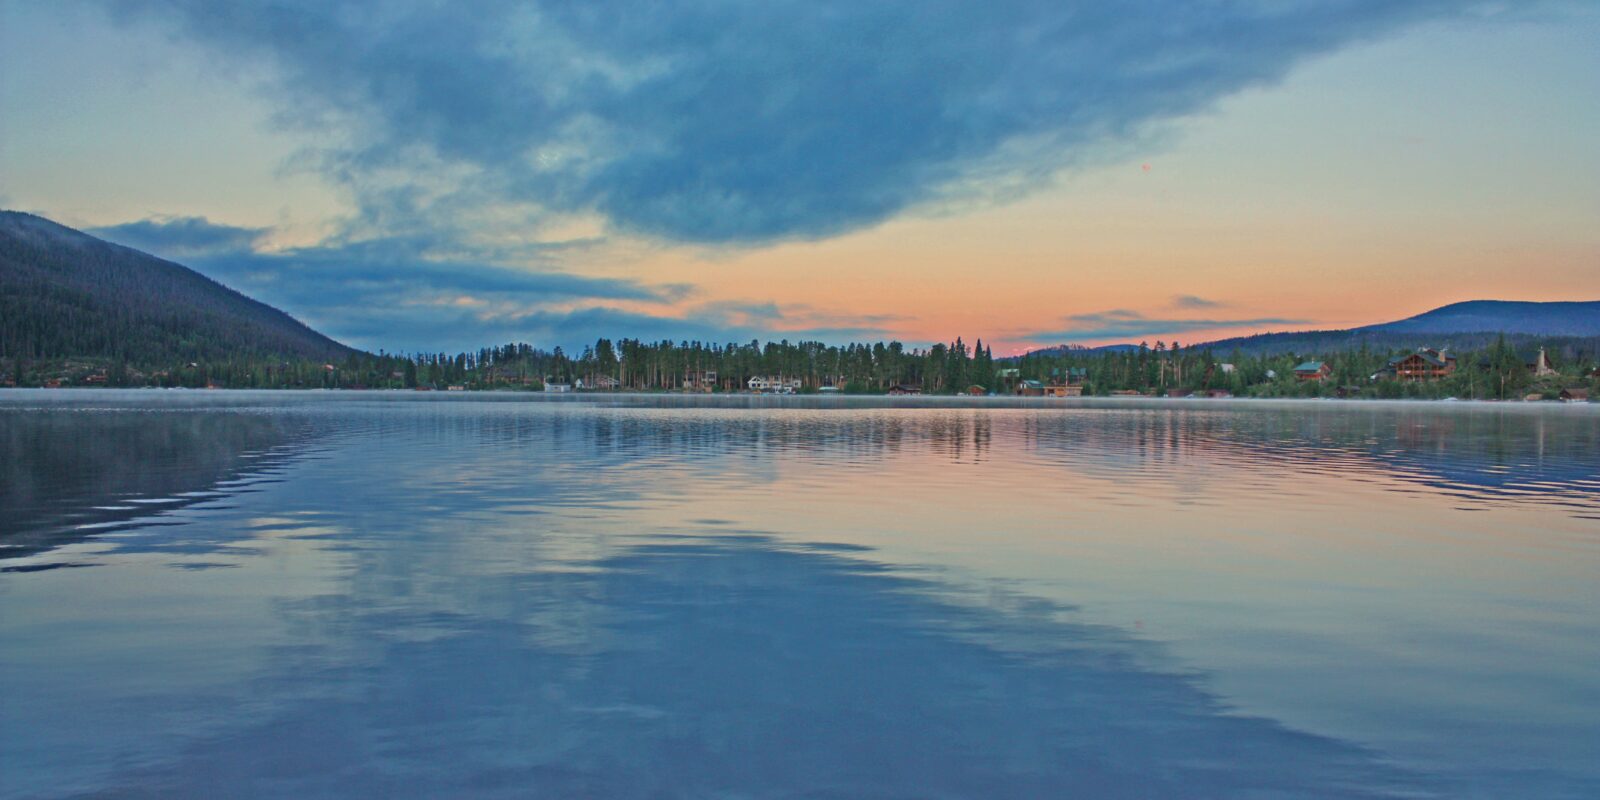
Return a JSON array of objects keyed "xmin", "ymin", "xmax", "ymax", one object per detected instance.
[{"xmin": 3, "ymin": 386, "xmax": 1595, "ymax": 412}]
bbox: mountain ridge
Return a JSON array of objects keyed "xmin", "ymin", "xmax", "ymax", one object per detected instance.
[
  {"xmin": 1, "ymin": 211, "xmax": 356, "ymax": 364},
  {"xmin": 1024, "ymin": 300, "xmax": 1600, "ymax": 358}
]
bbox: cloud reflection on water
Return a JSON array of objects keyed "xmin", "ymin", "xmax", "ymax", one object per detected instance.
[{"xmin": 1, "ymin": 392, "xmax": 1596, "ymax": 798}]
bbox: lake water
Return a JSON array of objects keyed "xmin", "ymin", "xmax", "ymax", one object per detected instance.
[{"xmin": 2, "ymin": 390, "xmax": 1597, "ymax": 799}]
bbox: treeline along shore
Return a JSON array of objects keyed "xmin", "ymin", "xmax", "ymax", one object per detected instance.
[
  {"xmin": 5, "ymin": 211, "xmax": 1596, "ymax": 402},
  {"xmin": 5, "ymin": 334, "xmax": 1598, "ymax": 402}
]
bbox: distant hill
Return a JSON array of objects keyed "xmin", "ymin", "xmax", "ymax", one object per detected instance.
[
  {"xmin": 1020, "ymin": 300, "xmax": 1600, "ymax": 359},
  {"xmin": 1356, "ymin": 300, "xmax": 1600, "ymax": 337},
  {"xmin": 0, "ymin": 211, "xmax": 355, "ymax": 364},
  {"xmin": 1019, "ymin": 343, "xmax": 1143, "ymax": 358}
]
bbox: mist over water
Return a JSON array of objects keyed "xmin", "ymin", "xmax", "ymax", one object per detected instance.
[{"xmin": 2, "ymin": 391, "xmax": 1597, "ymax": 798}]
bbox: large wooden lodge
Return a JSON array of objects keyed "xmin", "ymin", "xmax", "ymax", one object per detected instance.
[{"xmin": 1383, "ymin": 348, "xmax": 1457, "ymax": 381}]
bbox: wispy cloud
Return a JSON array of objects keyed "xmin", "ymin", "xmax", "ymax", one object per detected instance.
[
  {"xmin": 89, "ymin": 216, "xmax": 269, "ymax": 257},
  {"xmin": 107, "ymin": 1, "xmax": 1469, "ymax": 246},
  {"xmin": 89, "ymin": 214, "xmax": 896, "ymax": 352},
  {"xmin": 1023, "ymin": 309, "xmax": 1307, "ymax": 344},
  {"xmin": 1171, "ymin": 294, "xmax": 1224, "ymax": 310}
]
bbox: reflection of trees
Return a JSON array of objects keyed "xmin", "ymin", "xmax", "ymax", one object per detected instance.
[
  {"xmin": 460, "ymin": 407, "xmax": 994, "ymax": 471},
  {"xmin": 0, "ymin": 409, "xmax": 316, "ymax": 562},
  {"xmin": 1019, "ymin": 406, "xmax": 1600, "ymax": 509}
]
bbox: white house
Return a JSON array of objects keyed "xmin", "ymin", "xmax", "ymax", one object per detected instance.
[{"xmin": 747, "ymin": 376, "xmax": 802, "ymax": 393}]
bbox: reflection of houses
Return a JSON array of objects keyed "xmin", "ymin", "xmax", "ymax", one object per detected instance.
[
  {"xmin": 1293, "ymin": 361, "xmax": 1331, "ymax": 382},
  {"xmin": 747, "ymin": 376, "xmax": 802, "ymax": 394},
  {"xmin": 887, "ymin": 383, "xmax": 922, "ymax": 396},
  {"xmin": 1522, "ymin": 348, "xmax": 1557, "ymax": 377},
  {"xmin": 1383, "ymin": 348, "xmax": 1456, "ymax": 381}
]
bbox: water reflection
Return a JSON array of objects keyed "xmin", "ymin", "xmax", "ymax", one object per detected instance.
[
  {"xmin": 1, "ymin": 391, "xmax": 1596, "ymax": 799},
  {"xmin": 0, "ymin": 404, "xmax": 319, "ymax": 565},
  {"xmin": 71, "ymin": 536, "xmax": 1428, "ymax": 798}
]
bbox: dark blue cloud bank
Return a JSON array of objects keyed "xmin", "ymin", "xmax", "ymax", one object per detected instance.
[
  {"xmin": 90, "ymin": 216, "xmax": 270, "ymax": 257},
  {"xmin": 88, "ymin": 216, "xmax": 894, "ymax": 352},
  {"xmin": 108, "ymin": 0, "xmax": 1474, "ymax": 245}
]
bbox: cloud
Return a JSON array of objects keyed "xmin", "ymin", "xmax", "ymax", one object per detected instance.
[
  {"xmin": 1024, "ymin": 309, "xmax": 1308, "ymax": 343},
  {"xmin": 89, "ymin": 215, "xmax": 269, "ymax": 257},
  {"xmin": 88, "ymin": 214, "xmax": 894, "ymax": 352},
  {"xmin": 105, "ymin": 1, "xmax": 1469, "ymax": 245},
  {"xmin": 503, "ymin": 307, "xmax": 898, "ymax": 350},
  {"xmin": 689, "ymin": 300, "xmax": 909, "ymax": 331},
  {"xmin": 1171, "ymin": 294, "xmax": 1223, "ymax": 310}
]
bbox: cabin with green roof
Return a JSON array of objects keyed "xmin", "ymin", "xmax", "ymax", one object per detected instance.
[{"xmin": 1293, "ymin": 361, "xmax": 1332, "ymax": 382}]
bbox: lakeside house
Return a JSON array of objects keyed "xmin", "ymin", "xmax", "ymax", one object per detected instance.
[
  {"xmin": 965, "ymin": 385, "xmax": 987, "ymax": 396},
  {"xmin": 748, "ymin": 375, "xmax": 802, "ymax": 393},
  {"xmin": 1168, "ymin": 388, "xmax": 1193, "ymax": 398},
  {"xmin": 1560, "ymin": 387, "xmax": 1589, "ymax": 403},
  {"xmin": 1016, "ymin": 379, "xmax": 1045, "ymax": 397},
  {"xmin": 887, "ymin": 383, "xmax": 922, "ymax": 396},
  {"xmin": 1109, "ymin": 389, "xmax": 1143, "ymax": 397},
  {"xmin": 682, "ymin": 370, "xmax": 718, "ymax": 392},
  {"xmin": 1206, "ymin": 389, "xmax": 1233, "ymax": 399},
  {"xmin": 1522, "ymin": 348, "xmax": 1558, "ymax": 377},
  {"xmin": 995, "ymin": 367, "xmax": 1021, "ymax": 394},
  {"xmin": 1382, "ymin": 348, "xmax": 1456, "ymax": 381},
  {"xmin": 1043, "ymin": 367, "xmax": 1087, "ymax": 397},
  {"xmin": 1293, "ymin": 361, "xmax": 1332, "ymax": 382},
  {"xmin": 544, "ymin": 381, "xmax": 573, "ymax": 393},
  {"xmin": 817, "ymin": 385, "xmax": 842, "ymax": 394}
]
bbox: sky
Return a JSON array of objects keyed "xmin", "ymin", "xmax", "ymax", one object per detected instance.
[{"xmin": 2, "ymin": 1, "xmax": 1596, "ymax": 355}]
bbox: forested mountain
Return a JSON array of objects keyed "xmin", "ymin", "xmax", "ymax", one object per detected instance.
[
  {"xmin": 1359, "ymin": 300, "xmax": 1600, "ymax": 337},
  {"xmin": 0, "ymin": 211, "xmax": 355, "ymax": 363},
  {"xmin": 1109, "ymin": 300, "xmax": 1600, "ymax": 358}
]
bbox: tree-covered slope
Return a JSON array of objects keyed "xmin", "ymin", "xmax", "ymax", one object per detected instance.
[
  {"xmin": 1359, "ymin": 300, "xmax": 1600, "ymax": 337},
  {"xmin": 1, "ymin": 211, "xmax": 356, "ymax": 363},
  {"xmin": 1147, "ymin": 301, "xmax": 1599, "ymax": 357}
]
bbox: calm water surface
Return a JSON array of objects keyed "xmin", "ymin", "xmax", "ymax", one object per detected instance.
[{"xmin": 2, "ymin": 390, "xmax": 1597, "ymax": 798}]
